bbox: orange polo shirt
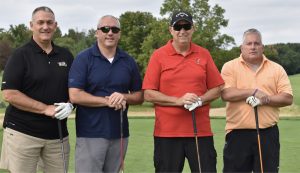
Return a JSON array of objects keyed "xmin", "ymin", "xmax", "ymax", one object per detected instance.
[
  {"xmin": 143, "ymin": 40, "xmax": 224, "ymax": 137},
  {"xmin": 221, "ymin": 55, "xmax": 293, "ymax": 133}
]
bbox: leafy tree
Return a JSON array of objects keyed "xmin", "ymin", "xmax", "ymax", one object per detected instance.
[
  {"xmin": 119, "ymin": 11, "xmax": 156, "ymax": 60},
  {"xmin": 137, "ymin": 19, "xmax": 171, "ymax": 75},
  {"xmin": 85, "ymin": 29, "xmax": 97, "ymax": 46},
  {"xmin": 8, "ymin": 24, "xmax": 31, "ymax": 48},
  {"xmin": 266, "ymin": 44, "xmax": 300, "ymax": 75},
  {"xmin": 53, "ymin": 27, "xmax": 62, "ymax": 40}
]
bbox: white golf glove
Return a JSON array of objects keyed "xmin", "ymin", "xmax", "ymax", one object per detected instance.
[
  {"xmin": 54, "ymin": 103, "xmax": 74, "ymax": 120},
  {"xmin": 184, "ymin": 99, "xmax": 202, "ymax": 111},
  {"xmin": 246, "ymin": 96, "xmax": 261, "ymax": 107}
]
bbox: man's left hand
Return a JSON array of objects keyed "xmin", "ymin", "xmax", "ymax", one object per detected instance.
[{"xmin": 246, "ymin": 96, "xmax": 261, "ymax": 107}]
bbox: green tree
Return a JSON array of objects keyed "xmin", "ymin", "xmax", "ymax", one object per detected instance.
[
  {"xmin": 8, "ymin": 24, "xmax": 31, "ymax": 48},
  {"xmin": 137, "ymin": 19, "xmax": 171, "ymax": 75},
  {"xmin": 119, "ymin": 11, "xmax": 156, "ymax": 60},
  {"xmin": 53, "ymin": 27, "xmax": 62, "ymax": 40}
]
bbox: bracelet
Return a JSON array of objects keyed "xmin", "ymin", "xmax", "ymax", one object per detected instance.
[
  {"xmin": 262, "ymin": 96, "xmax": 270, "ymax": 105},
  {"xmin": 252, "ymin": 89, "xmax": 258, "ymax": 96}
]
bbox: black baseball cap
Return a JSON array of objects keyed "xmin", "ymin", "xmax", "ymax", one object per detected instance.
[{"xmin": 170, "ymin": 11, "xmax": 193, "ymax": 26}]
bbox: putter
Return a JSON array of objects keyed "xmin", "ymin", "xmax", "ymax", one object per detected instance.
[
  {"xmin": 254, "ymin": 107, "xmax": 264, "ymax": 173},
  {"xmin": 58, "ymin": 120, "xmax": 67, "ymax": 173},
  {"xmin": 120, "ymin": 108, "xmax": 124, "ymax": 173},
  {"xmin": 192, "ymin": 110, "xmax": 202, "ymax": 173}
]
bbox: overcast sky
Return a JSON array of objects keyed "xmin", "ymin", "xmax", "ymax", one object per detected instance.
[{"xmin": 0, "ymin": 0, "xmax": 299, "ymax": 46}]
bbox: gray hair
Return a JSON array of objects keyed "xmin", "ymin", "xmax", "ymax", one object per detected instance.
[
  {"xmin": 32, "ymin": 6, "xmax": 55, "ymax": 20},
  {"xmin": 242, "ymin": 28, "xmax": 262, "ymax": 44},
  {"xmin": 97, "ymin": 15, "xmax": 121, "ymax": 29}
]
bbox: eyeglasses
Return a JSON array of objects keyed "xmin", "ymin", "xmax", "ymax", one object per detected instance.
[
  {"xmin": 97, "ymin": 26, "xmax": 120, "ymax": 34},
  {"xmin": 173, "ymin": 24, "xmax": 192, "ymax": 31}
]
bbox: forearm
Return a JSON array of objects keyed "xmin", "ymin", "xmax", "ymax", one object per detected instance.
[
  {"xmin": 266, "ymin": 93, "xmax": 293, "ymax": 107},
  {"xmin": 69, "ymin": 88, "xmax": 108, "ymax": 107},
  {"xmin": 124, "ymin": 91, "xmax": 143, "ymax": 105},
  {"xmin": 201, "ymin": 85, "xmax": 223, "ymax": 105},
  {"xmin": 144, "ymin": 89, "xmax": 180, "ymax": 106},
  {"xmin": 2, "ymin": 89, "xmax": 50, "ymax": 115},
  {"xmin": 222, "ymin": 87, "xmax": 255, "ymax": 102}
]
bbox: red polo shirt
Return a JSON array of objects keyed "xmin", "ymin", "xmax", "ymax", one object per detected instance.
[{"xmin": 143, "ymin": 40, "xmax": 224, "ymax": 137}]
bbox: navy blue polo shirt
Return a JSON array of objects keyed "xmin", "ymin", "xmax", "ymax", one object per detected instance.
[
  {"xmin": 1, "ymin": 38, "xmax": 74, "ymax": 139},
  {"xmin": 69, "ymin": 43, "xmax": 142, "ymax": 139}
]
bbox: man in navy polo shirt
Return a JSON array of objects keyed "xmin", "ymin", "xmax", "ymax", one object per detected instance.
[
  {"xmin": 0, "ymin": 6, "xmax": 73, "ymax": 173},
  {"xmin": 69, "ymin": 15, "xmax": 143, "ymax": 173}
]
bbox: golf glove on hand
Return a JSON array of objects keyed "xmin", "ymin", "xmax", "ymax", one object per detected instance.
[
  {"xmin": 54, "ymin": 103, "xmax": 74, "ymax": 120},
  {"xmin": 246, "ymin": 96, "xmax": 261, "ymax": 107},
  {"xmin": 184, "ymin": 99, "xmax": 202, "ymax": 111}
]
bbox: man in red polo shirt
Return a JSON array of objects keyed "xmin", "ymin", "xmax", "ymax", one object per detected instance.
[{"xmin": 143, "ymin": 11, "xmax": 224, "ymax": 172}]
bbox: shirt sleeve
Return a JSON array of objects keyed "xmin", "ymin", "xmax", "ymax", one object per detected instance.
[
  {"xmin": 142, "ymin": 51, "xmax": 162, "ymax": 90},
  {"xmin": 68, "ymin": 52, "xmax": 88, "ymax": 89},
  {"xmin": 129, "ymin": 58, "xmax": 142, "ymax": 92},
  {"xmin": 205, "ymin": 51, "xmax": 224, "ymax": 89},
  {"xmin": 276, "ymin": 65, "xmax": 293, "ymax": 96},
  {"xmin": 1, "ymin": 50, "xmax": 25, "ymax": 90},
  {"xmin": 221, "ymin": 60, "xmax": 236, "ymax": 89}
]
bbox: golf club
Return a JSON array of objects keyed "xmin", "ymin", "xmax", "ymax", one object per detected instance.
[
  {"xmin": 58, "ymin": 120, "xmax": 67, "ymax": 173},
  {"xmin": 192, "ymin": 110, "xmax": 202, "ymax": 173},
  {"xmin": 120, "ymin": 108, "xmax": 124, "ymax": 173},
  {"xmin": 254, "ymin": 106, "xmax": 264, "ymax": 173}
]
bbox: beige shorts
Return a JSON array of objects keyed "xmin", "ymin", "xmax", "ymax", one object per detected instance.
[{"xmin": 0, "ymin": 128, "xmax": 70, "ymax": 173}]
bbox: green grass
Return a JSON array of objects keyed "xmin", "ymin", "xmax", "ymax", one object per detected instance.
[{"xmin": 0, "ymin": 118, "xmax": 300, "ymax": 172}]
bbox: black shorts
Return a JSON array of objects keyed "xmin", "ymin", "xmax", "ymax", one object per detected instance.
[
  {"xmin": 154, "ymin": 136, "xmax": 217, "ymax": 173},
  {"xmin": 223, "ymin": 125, "xmax": 280, "ymax": 173}
]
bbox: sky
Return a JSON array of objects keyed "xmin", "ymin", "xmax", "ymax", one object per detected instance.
[{"xmin": 0, "ymin": 0, "xmax": 299, "ymax": 46}]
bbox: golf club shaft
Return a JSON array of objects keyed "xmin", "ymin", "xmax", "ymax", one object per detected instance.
[
  {"xmin": 58, "ymin": 120, "xmax": 67, "ymax": 173},
  {"xmin": 254, "ymin": 107, "xmax": 264, "ymax": 173},
  {"xmin": 120, "ymin": 109, "xmax": 124, "ymax": 173},
  {"xmin": 192, "ymin": 111, "xmax": 202, "ymax": 173}
]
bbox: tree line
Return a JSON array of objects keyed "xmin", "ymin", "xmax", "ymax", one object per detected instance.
[{"xmin": 0, "ymin": 0, "xmax": 299, "ymax": 76}]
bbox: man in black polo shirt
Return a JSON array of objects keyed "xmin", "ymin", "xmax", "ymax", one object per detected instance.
[{"xmin": 0, "ymin": 6, "xmax": 73, "ymax": 173}]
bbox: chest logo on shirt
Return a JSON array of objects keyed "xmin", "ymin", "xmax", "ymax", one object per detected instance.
[
  {"xmin": 195, "ymin": 58, "xmax": 201, "ymax": 64},
  {"xmin": 58, "ymin": 61, "xmax": 67, "ymax": 67}
]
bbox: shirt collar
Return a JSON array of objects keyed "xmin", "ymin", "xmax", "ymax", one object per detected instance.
[
  {"xmin": 91, "ymin": 42, "xmax": 125, "ymax": 61},
  {"xmin": 29, "ymin": 37, "xmax": 58, "ymax": 55},
  {"xmin": 166, "ymin": 39, "xmax": 199, "ymax": 56},
  {"xmin": 239, "ymin": 54, "xmax": 269, "ymax": 65}
]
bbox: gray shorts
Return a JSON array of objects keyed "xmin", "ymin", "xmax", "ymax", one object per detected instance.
[{"xmin": 75, "ymin": 137, "xmax": 129, "ymax": 173}]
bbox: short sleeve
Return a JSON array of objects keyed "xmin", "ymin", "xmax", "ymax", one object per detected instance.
[
  {"xmin": 68, "ymin": 52, "xmax": 88, "ymax": 89},
  {"xmin": 221, "ymin": 61, "xmax": 236, "ymax": 89},
  {"xmin": 1, "ymin": 50, "xmax": 25, "ymax": 90},
  {"xmin": 142, "ymin": 51, "xmax": 162, "ymax": 90}
]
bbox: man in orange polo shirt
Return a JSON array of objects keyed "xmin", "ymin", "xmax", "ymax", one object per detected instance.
[
  {"xmin": 221, "ymin": 28, "xmax": 293, "ymax": 172},
  {"xmin": 143, "ymin": 11, "xmax": 224, "ymax": 172}
]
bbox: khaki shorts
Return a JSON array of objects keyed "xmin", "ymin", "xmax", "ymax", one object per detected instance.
[{"xmin": 0, "ymin": 128, "xmax": 70, "ymax": 173}]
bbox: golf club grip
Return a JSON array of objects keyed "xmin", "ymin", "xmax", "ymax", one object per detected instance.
[
  {"xmin": 192, "ymin": 111, "xmax": 197, "ymax": 135},
  {"xmin": 254, "ymin": 107, "xmax": 260, "ymax": 133},
  {"xmin": 58, "ymin": 120, "xmax": 63, "ymax": 140},
  {"xmin": 57, "ymin": 120, "xmax": 67, "ymax": 173}
]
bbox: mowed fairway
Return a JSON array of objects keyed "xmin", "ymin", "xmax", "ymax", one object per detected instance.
[{"xmin": 60, "ymin": 118, "xmax": 300, "ymax": 172}]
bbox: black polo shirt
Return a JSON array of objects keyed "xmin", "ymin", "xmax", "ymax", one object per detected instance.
[{"xmin": 1, "ymin": 38, "xmax": 73, "ymax": 139}]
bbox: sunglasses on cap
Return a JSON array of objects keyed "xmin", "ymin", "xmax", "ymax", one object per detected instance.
[
  {"xmin": 97, "ymin": 26, "xmax": 120, "ymax": 34},
  {"xmin": 173, "ymin": 23, "xmax": 192, "ymax": 31}
]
